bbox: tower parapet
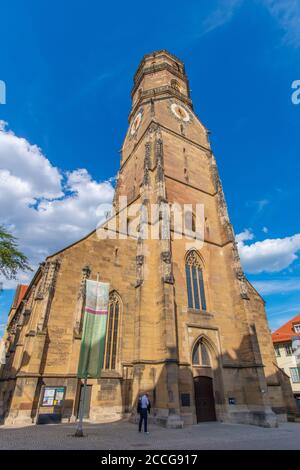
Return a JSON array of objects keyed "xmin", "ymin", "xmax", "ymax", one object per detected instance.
[{"xmin": 130, "ymin": 50, "xmax": 192, "ymax": 119}]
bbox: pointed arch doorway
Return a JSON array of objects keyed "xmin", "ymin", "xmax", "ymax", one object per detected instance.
[
  {"xmin": 194, "ymin": 376, "xmax": 216, "ymax": 423},
  {"xmin": 192, "ymin": 338, "xmax": 216, "ymax": 423}
]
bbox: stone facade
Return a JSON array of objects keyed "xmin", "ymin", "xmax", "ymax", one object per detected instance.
[{"xmin": 0, "ymin": 50, "xmax": 297, "ymax": 428}]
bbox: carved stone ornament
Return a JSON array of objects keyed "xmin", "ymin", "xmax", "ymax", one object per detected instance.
[
  {"xmin": 143, "ymin": 142, "xmax": 151, "ymax": 186},
  {"xmin": 35, "ymin": 262, "xmax": 48, "ymax": 300},
  {"xmin": 136, "ymin": 255, "xmax": 144, "ymax": 266},
  {"xmin": 74, "ymin": 265, "xmax": 91, "ymax": 335},
  {"xmin": 161, "ymin": 251, "xmax": 171, "ymax": 264},
  {"xmin": 155, "ymin": 139, "xmax": 163, "ymax": 164},
  {"xmin": 147, "ymin": 122, "xmax": 159, "ymax": 135},
  {"xmin": 234, "ymin": 259, "xmax": 249, "ymax": 300},
  {"xmin": 37, "ymin": 259, "xmax": 61, "ymax": 332},
  {"xmin": 235, "ymin": 267, "xmax": 244, "ymax": 281},
  {"xmin": 163, "ymin": 274, "xmax": 174, "ymax": 284},
  {"xmin": 157, "ymin": 195, "xmax": 168, "ymax": 204}
]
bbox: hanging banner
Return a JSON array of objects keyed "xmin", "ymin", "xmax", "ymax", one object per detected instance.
[{"xmin": 77, "ymin": 280, "xmax": 110, "ymax": 378}]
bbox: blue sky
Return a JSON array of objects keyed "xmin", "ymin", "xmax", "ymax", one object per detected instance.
[{"xmin": 0, "ymin": 0, "xmax": 300, "ymax": 335}]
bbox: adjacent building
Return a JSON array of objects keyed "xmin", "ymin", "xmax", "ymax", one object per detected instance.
[
  {"xmin": 0, "ymin": 50, "xmax": 298, "ymax": 428},
  {"xmin": 272, "ymin": 314, "xmax": 300, "ymax": 407},
  {"xmin": 0, "ymin": 284, "xmax": 28, "ymax": 412},
  {"xmin": 0, "ymin": 284, "xmax": 28, "ymax": 363}
]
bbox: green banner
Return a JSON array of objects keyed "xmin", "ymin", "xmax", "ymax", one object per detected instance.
[{"xmin": 77, "ymin": 280, "xmax": 110, "ymax": 378}]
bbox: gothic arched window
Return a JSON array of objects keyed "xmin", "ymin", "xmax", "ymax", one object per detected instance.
[
  {"xmin": 192, "ymin": 339, "xmax": 211, "ymax": 366},
  {"xmin": 185, "ymin": 251, "xmax": 207, "ymax": 311},
  {"xmin": 104, "ymin": 292, "xmax": 121, "ymax": 370}
]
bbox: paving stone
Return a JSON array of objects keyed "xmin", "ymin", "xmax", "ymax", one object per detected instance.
[{"xmin": 0, "ymin": 420, "xmax": 300, "ymax": 450}]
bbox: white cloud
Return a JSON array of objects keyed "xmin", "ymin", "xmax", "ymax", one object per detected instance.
[
  {"xmin": 252, "ymin": 278, "xmax": 300, "ymax": 295},
  {"xmin": 246, "ymin": 199, "xmax": 269, "ymax": 214},
  {"xmin": 237, "ymin": 229, "xmax": 300, "ymax": 273},
  {"xmin": 236, "ymin": 228, "xmax": 254, "ymax": 243},
  {"xmin": 0, "ymin": 120, "xmax": 62, "ymax": 199},
  {"xmin": 201, "ymin": 0, "xmax": 242, "ymax": 35},
  {"xmin": 256, "ymin": 199, "xmax": 269, "ymax": 212},
  {"xmin": 0, "ymin": 122, "xmax": 115, "ymax": 289},
  {"xmin": 262, "ymin": 0, "xmax": 300, "ymax": 47},
  {"xmin": 262, "ymin": 226, "xmax": 269, "ymax": 233},
  {"xmin": 198, "ymin": 0, "xmax": 300, "ymax": 47}
]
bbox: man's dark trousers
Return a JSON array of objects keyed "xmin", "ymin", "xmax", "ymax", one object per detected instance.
[{"xmin": 139, "ymin": 409, "xmax": 148, "ymax": 432}]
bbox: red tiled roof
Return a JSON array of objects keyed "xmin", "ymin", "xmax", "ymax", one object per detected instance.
[
  {"xmin": 11, "ymin": 284, "xmax": 28, "ymax": 310},
  {"xmin": 272, "ymin": 313, "xmax": 300, "ymax": 343}
]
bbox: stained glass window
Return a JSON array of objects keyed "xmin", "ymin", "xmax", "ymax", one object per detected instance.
[
  {"xmin": 185, "ymin": 251, "xmax": 207, "ymax": 311},
  {"xmin": 104, "ymin": 292, "xmax": 121, "ymax": 370},
  {"xmin": 192, "ymin": 339, "xmax": 211, "ymax": 367}
]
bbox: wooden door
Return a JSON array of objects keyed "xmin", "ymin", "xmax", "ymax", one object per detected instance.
[{"xmin": 194, "ymin": 376, "xmax": 216, "ymax": 423}]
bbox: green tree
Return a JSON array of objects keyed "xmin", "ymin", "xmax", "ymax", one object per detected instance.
[{"xmin": 0, "ymin": 226, "xmax": 32, "ymax": 280}]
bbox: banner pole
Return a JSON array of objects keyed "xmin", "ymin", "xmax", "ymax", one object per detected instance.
[
  {"xmin": 75, "ymin": 374, "xmax": 88, "ymax": 437},
  {"xmin": 75, "ymin": 338, "xmax": 90, "ymax": 437}
]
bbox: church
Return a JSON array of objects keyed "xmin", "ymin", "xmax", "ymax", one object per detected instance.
[{"xmin": 0, "ymin": 50, "xmax": 296, "ymax": 427}]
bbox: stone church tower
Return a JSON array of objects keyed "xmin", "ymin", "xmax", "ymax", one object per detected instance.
[{"xmin": 0, "ymin": 51, "xmax": 296, "ymax": 427}]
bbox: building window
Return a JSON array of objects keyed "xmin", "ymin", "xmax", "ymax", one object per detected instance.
[
  {"xmin": 192, "ymin": 339, "xmax": 211, "ymax": 366},
  {"xmin": 185, "ymin": 251, "xmax": 207, "ymax": 310},
  {"xmin": 294, "ymin": 324, "xmax": 300, "ymax": 333},
  {"xmin": 275, "ymin": 346, "xmax": 281, "ymax": 357},
  {"xmin": 104, "ymin": 292, "xmax": 121, "ymax": 370},
  {"xmin": 290, "ymin": 367, "xmax": 300, "ymax": 383},
  {"xmin": 285, "ymin": 344, "xmax": 293, "ymax": 356}
]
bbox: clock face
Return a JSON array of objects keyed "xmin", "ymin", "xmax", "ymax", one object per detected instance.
[
  {"xmin": 130, "ymin": 111, "xmax": 143, "ymax": 136},
  {"xmin": 171, "ymin": 103, "xmax": 190, "ymax": 122}
]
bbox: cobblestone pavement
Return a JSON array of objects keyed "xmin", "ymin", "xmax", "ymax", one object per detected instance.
[{"xmin": 0, "ymin": 420, "xmax": 300, "ymax": 450}]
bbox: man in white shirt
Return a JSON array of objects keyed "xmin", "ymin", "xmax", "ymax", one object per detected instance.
[{"xmin": 137, "ymin": 393, "xmax": 151, "ymax": 433}]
